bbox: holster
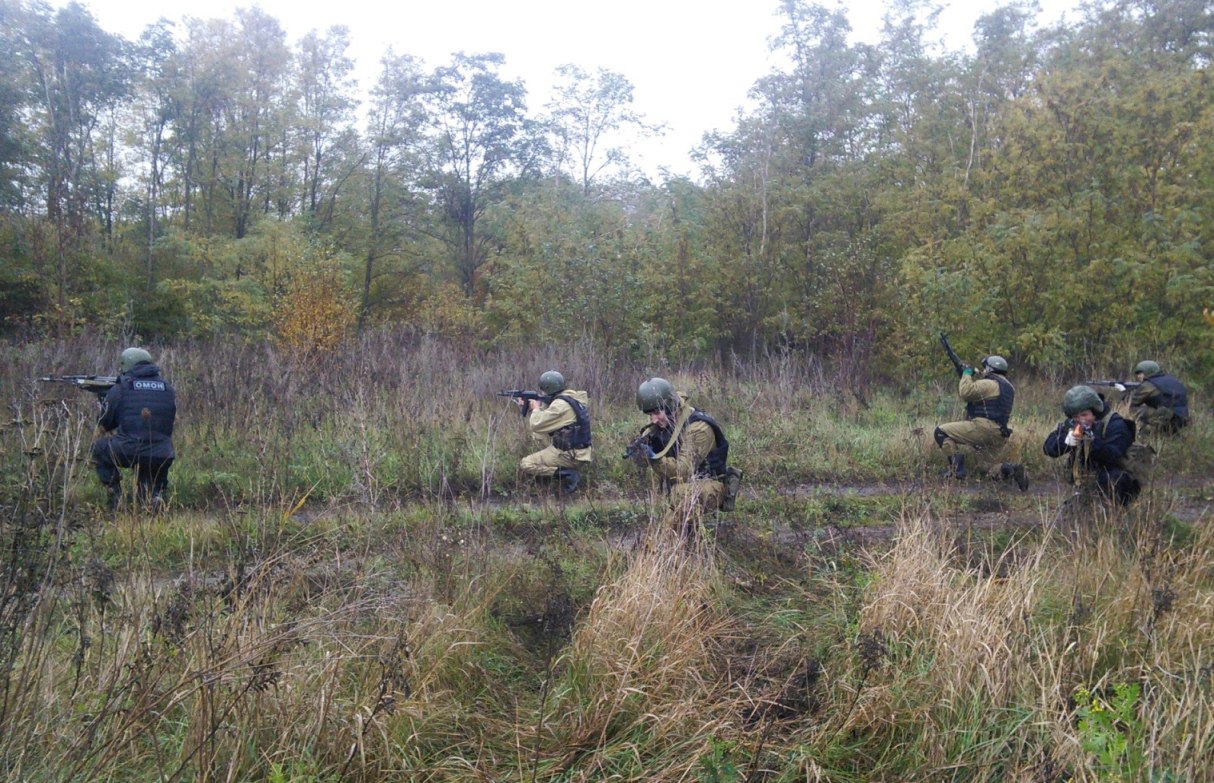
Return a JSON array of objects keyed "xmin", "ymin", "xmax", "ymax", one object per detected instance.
[{"xmin": 719, "ymin": 466, "xmax": 743, "ymax": 512}]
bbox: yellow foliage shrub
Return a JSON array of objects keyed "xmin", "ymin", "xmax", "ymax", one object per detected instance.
[
  {"xmin": 417, "ymin": 282, "xmax": 484, "ymax": 340},
  {"xmin": 273, "ymin": 265, "xmax": 357, "ymax": 358}
]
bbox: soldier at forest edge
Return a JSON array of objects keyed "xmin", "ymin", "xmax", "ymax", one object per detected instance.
[
  {"xmin": 516, "ymin": 370, "xmax": 592, "ymax": 494},
  {"xmin": 1043, "ymin": 385, "xmax": 1141, "ymax": 506},
  {"xmin": 1129, "ymin": 360, "xmax": 1189, "ymax": 435},
  {"xmin": 630, "ymin": 377, "xmax": 742, "ymax": 537},
  {"xmin": 91, "ymin": 347, "xmax": 177, "ymax": 511},
  {"xmin": 933, "ymin": 355, "xmax": 1029, "ymax": 490}
]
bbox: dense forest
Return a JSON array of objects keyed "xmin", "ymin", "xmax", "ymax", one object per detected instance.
[{"xmin": 1, "ymin": 0, "xmax": 1212, "ymax": 384}]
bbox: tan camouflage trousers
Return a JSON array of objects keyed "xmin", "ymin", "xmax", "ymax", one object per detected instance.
[
  {"xmin": 938, "ymin": 417, "xmax": 1010, "ymax": 479},
  {"xmin": 519, "ymin": 446, "xmax": 587, "ymax": 478},
  {"xmin": 662, "ymin": 478, "xmax": 725, "ymax": 538},
  {"xmin": 1132, "ymin": 406, "xmax": 1183, "ymax": 435}
]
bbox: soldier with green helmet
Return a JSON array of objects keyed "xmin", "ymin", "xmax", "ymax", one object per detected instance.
[
  {"xmin": 515, "ymin": 370, "xmax": 592, "ymax": 494},
  {"xmin": 91, "ymin": 346, "xmax": 176, "ymax": 510},
  {"xmin": 1129, "ymin": 360, "xmax": 1189, "ymax": 434},
  {"xmin": 630, "ymin": 377, "xmax": 741, "ymax": 537},
  {"xmin": 1044, "ymin": 385, "xmax": 1141, "ymax": 505},
  {"xmin": 933, "ymin": 355, "xmax": 1028, "ymax": 490}
]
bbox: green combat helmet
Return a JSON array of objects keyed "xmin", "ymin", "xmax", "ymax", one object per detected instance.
[
  {"xmin": 1134, "ymin": 360, "xmax": 1161, "ymax": 377},
  {"xmin": 983, "ymin": 355, "xmax": 1009, "ymax": 373},
  {"xmin": 636, "ymin": 377, "xmax": 676, "ymax": 414},
  {"xmin": 120, "ymin": 347, "xmax": 153, "ymax": 373},
  {"xmin": 538, "ymin": 370, "xmax": 566, "ymax": 395},
  {"xmin": 1062, "ymin": 385, "xmax": 1104, "ymax": 417}
]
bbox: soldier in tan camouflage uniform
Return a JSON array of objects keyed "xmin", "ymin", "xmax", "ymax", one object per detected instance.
[
  {"xmin": 516, "ymin": 371, "xmax": 592, "ymax": 494},
  {"xmin": 933, "ymin": 355, "xmax": 1029, "ymax": 490},
  {"xmin": 630, "ymin": 377, "xmax": 741, "ymax": 537}
]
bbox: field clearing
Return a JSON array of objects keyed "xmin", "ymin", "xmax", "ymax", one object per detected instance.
[{"xmin": 2, "ymin": 335, "xmax": 1211, "ymax": 781}]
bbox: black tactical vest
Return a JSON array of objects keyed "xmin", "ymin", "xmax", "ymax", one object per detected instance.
[
  {"xmin": 966, "ymin": 374, "xmax": 1014, "ymax": 429},
  {"xmin": 550, "ymin": 394, "xmax": 592, "ymax": 450},
  {"xmin": 105, "ymin": 364, "xmax": 176, "ymax": 458},
  {"xmin": 1146, "ymin": 374, "xmax": 1189, "ymax": 420},
  {"xmin": 649, "ymin": 410, "xmax": 729, "ymax": 478}
]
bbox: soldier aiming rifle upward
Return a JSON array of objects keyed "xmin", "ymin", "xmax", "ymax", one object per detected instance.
[{"xmin": 932, "ymin": 334, "xmax": 1028, "ymax": 490}]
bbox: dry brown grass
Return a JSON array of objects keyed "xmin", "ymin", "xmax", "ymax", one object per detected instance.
[
  {"xmin": 838, "ymin": 503, "xmax": 1214, "ymax": 781},
  {"xmin": 524, "ymin": 529, "xmax": 751, "ymax": 781},
  {"xmin": 2, "ymin": 335, "xmax": 1212, "ymax": 781}
]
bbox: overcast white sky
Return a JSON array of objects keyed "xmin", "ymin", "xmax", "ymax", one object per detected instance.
[{"xmin": 65, "ymin": 0, "xmax": 1085, "ymax": 179}]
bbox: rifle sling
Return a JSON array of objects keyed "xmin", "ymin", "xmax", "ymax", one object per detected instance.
[{"xmin": 651, "ymin": 404, "xmax": 695, "ymax": 461}]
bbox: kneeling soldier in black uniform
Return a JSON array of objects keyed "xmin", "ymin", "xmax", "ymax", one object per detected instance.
[
  {"xmin": 1044, "ymin": 385, "xmax": 1141, "ymax": 506},
  {"xmin": 91, "ymin": 347, "xmax": 177, "ymax": 510}
]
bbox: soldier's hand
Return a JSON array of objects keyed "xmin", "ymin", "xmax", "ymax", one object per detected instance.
[
  {"xmin": 961, "ymin": 364, "xmax": 974, "ymax": 376},
  {"xmin": 1065, "ymin": 422, "xmax": 1093, "ymax": 448}
]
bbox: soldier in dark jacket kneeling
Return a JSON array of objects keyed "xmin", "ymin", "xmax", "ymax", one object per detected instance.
[
  {"xmin": 91, "ymin": 347, "xmax": 177, "ymax": 510},
  {"xmin": 1044, "ymin": 385, "xmax": 1140, "ymax": 506}
]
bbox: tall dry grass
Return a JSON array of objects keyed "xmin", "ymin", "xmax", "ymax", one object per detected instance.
[
  {"xmin": 838, "ymin": 502, "xmax": 1214, "ymax": 781},
  {"xmin": 1, "ymin": 333, "xmax": 1211, "ymax": 780},
  {"xmin": 8, "ymin": 330, "xmax": 1210, "ymax": 507},
  {"xmin": 537, "ymin": 531, "xmax": 744, "ymax": 781}
]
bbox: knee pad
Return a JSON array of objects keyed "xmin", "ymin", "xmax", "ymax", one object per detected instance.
[{"xmin": 933, "ymin": 426, "xmax": 948, "ymax": 448}]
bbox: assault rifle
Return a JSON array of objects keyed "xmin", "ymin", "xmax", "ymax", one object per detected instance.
[
  {"xmin": 40, "ymin": 374, "xmax": 118, "ymax": 398},
  {"xmin": 622, "ymin": 429, "xmax": 653, "ymax": 464},
  {"xmin": 1084, "ymin": 380, "xmax": 1142, "ymax": 393},
  {"xmin": 938, "ymin": 333, "xmax": 968, "ymax": 378},
  {"xmin": 497, "ymin": 389, "xmax": 551, "ymax": 416}
]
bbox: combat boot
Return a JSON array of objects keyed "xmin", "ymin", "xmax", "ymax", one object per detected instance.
[
  {"xmin": 720, "ymin": 466, "xmax": 743, "ymax": 511},
  {"xmin": 105, "ymin": 485, "xmax": 122, "ymax": 512},
  {"xmin": 555, "ymin": 468, "xmax": 581, "ymax": 495},
  {"xmin": 944, "ymin": 455, "xmax": 966, "ymax": 480},
  {"xmin": 1000, "ymin": 463, "xmax": 1029, "ymax": 491}
]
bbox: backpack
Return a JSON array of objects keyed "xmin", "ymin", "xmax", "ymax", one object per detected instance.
[{"xmin": 1100, "ymin": 416, "xmax": 1156, "ymax": 483}]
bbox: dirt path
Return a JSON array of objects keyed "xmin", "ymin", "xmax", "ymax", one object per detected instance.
[
  {"xmin": 152, "ymin": 477, "xmax": 1212, "ymax": 598},
  {"xmin": 763, "ymin": 477, "xmax": 1213, "ymax": 550}
]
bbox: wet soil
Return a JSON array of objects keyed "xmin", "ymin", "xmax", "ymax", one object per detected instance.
[
  {"xmin": 768, "ymin": 475, "xmax": 1213, "ymax": 550},
  {"xmin": 159, "ymin": 475, "xmax": 1211, "ymax": 598}
]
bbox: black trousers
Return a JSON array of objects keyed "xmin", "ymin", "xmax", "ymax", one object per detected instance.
[
  {"xmin": 1096, "ymin": 466, "xmax": 1140, "ymax": 506},
  {"xmin": 91, "ymin": 438, "xmax": 173, "ymax": 499}
]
